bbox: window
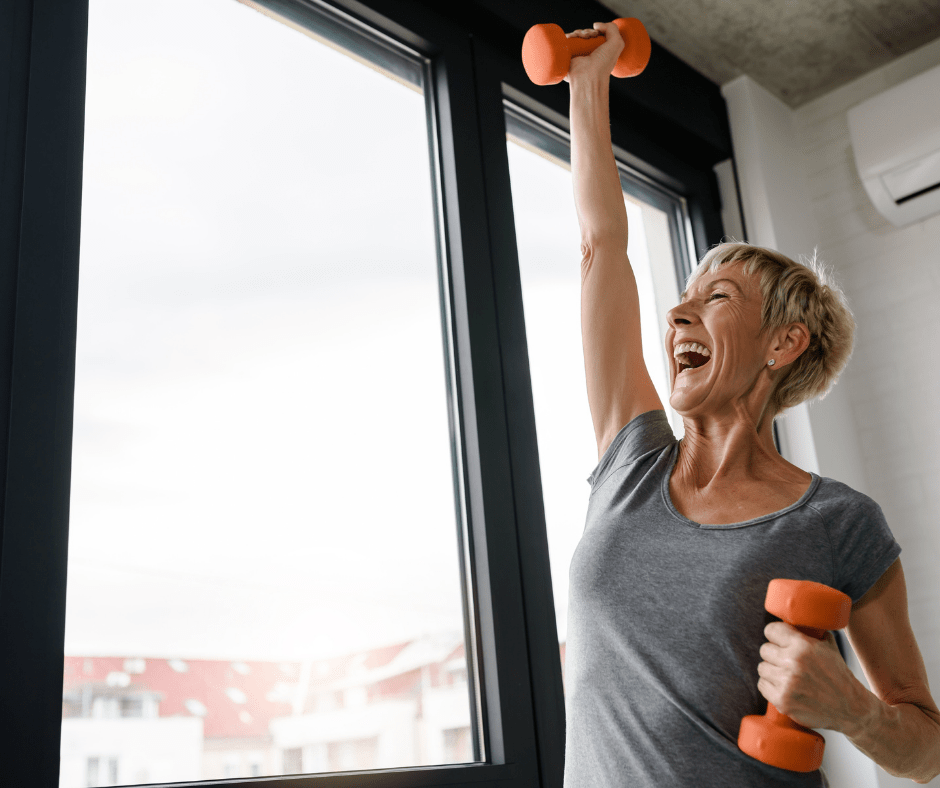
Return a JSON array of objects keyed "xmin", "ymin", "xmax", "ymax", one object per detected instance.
[
  {"xmin": 327, "ymin": 737, "xmax": 379, "ymax": 772},
  {"xmin": 119, "ymin": 698, "xmax": 143, "ymax": 718},
  {"xmin": 281, "ymin": 747, "xmax": 302, "ymax": 774},
  {"xmin": 59, "ymin": 0, "xmax": 477, "ymax": 783},
  {"xmin": 1, "ymin": 1, "xmax": 730, "ymax": 787},
  {"xmin": 85, "ymin": 756, "xmax": 118, "ymax": 787},
  {"xmin": 442, "ymin": 726, "xmax": 472, "ymax": 763}
]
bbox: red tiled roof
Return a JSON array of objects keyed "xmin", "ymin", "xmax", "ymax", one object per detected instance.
[{"xmin": 63, "ymin": 656, "xmax": 298, "ymax": 738}]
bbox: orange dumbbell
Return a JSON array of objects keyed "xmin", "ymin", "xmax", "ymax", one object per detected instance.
[
  {"xmin": 738, "ymin": 579, "xmax": 852, "ymax": 772},
  {"xmin": 521, "ymin": 18, "xmax": 651, "ymax": 85}
]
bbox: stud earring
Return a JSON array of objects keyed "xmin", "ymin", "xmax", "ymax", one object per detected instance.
[{"xmin": 768, "ymin": 359, "xmax": 776, "ymax": 366}]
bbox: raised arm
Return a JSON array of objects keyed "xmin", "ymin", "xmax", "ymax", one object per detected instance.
[{"xmin": 567, "ymin": 24, "xmax": 663, "ymax": 461}]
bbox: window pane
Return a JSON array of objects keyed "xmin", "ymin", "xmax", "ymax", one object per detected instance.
[
  {"xmin": 61, "ymin": 1, "xmax": 476, "ymax": 784},
  {"xmin": 506, "ymin": 129, "xmax": 685, "ymax": 682}
]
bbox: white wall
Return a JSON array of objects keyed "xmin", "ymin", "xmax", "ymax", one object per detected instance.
[
  {"xmin": 59, "ymin": 717, "xmax": 203, "ymax": 787},
  {"xmin": 721, "ymin": 35, "xmax": 940, "ymax": 788}
]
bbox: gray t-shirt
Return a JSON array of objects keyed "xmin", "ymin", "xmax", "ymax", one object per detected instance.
[{"xmin": 564, "ymin": 409, "xmax": 901, "ymax": 788}]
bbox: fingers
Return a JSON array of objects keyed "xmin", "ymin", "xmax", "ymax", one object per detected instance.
[
  {"xmin": 764, "ymin": 621, "xmax": 799, "ymax": 645},
  {"xmin": 759, "ymin": 641, "xmax": 784, "ymax": 664},
  {"xmin": 756, "ymin": 660, "xmax": 783, "ymax": 687},
  {"xmin": 566, "ymin": 28, "xmax": 601, "ymax": 39}
]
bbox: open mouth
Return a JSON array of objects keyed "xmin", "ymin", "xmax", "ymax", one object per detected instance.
[{"xmin": 676, "ymin": 351, "xmax": 711, "ymax": 376}]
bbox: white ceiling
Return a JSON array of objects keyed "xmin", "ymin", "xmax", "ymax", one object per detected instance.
[{"xmin": 596, "ymin": 0, "xmax": 940, "ymax": 107}]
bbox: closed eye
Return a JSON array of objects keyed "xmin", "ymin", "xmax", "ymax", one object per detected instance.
[{"xmin": 709, "ymin": 292, "xmax": 728, "ymax": 300}]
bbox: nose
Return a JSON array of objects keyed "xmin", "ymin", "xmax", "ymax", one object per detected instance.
[{"xmin": 667, "ymin": 300, "xmax": 697, "ymax": 329}]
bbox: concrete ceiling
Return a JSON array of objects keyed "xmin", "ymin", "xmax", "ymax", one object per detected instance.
[{"xmin": 595, "ymin": 0, "xmax": 940, "ymax": 107}]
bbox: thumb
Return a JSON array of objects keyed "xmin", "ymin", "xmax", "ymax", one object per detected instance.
[{"xmin": 592, "ymin": 22, "xmax": 623, "ymax": 46}]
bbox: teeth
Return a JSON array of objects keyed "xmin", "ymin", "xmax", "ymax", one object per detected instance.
[
  {"xmin": 673, "ymin": 342, "xmax": 711, "ymax": 358},
  {"xmin": 674, "ymin": 341, "xmax": 711, "ymax": 376}
]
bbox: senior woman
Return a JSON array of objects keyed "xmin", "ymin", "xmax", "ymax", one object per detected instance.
[{"xmin": 562, "ymin": 22, "xmax": 940, "ymax": 788}]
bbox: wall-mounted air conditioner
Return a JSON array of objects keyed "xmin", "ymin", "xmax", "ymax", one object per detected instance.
[{"xmin": 847, "ymin": 62, "xmax": 940, "ymax": 228}]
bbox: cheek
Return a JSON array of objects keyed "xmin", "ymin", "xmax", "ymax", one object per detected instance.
[{"xmin": 716, "ymin": 313, "xmax": 757, "ymax": 355}]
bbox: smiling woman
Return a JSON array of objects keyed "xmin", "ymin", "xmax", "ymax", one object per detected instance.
[{"xmin": 566, "ymin": 23, "xmax": 940, "ymax": 787}]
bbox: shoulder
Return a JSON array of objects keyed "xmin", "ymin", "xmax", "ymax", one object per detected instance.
[
  {"xmin": 804, "ymin": 478, "xmax": 901, "ymax": 603},
  {"xmin": 806, "ymin": 476, "xmax": 884, "ymax": 519},
  {"xmin": 588, "ymin": 410, "xmax": 675, "ymax": 491}
]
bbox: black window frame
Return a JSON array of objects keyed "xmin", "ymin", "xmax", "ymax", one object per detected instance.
[{"xmin": 0, "ymin": 1, "xmax": 732, "ymax": 787}]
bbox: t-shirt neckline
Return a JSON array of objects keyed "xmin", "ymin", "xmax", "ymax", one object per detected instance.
[{"xmin": 661, "ymin": 441, "xmax": 821, "ymax": 529}]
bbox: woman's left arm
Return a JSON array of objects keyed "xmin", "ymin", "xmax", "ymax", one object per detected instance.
[
  {"xmin": 841, "ymin": 558, "xmax": 940, "ymax": 784},
  {"xmin": 760, "ymin": 557, "xmax": 940, "ymax": 783}
]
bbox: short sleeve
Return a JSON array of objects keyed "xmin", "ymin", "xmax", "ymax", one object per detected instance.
[
  {"xmin": 824, "ymin": 492, "xmax": 902, "ymax": 604},
  {"xmin": 586, "ymin": 409, "xmax": 675, "ymax": 492}
]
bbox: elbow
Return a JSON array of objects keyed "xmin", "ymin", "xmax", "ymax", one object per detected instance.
[
  {"xmin": 580, "ymin": 233, "xmax": 628, "ymax": 254},
  {"xmin": 892, "ymin": 759, "xmax": 937, "ymax": 784},
  {"xmin": 912, "ymin": 712, "xmax": 940, "ymax": 783},
  {"xmin": 580, "ymin": 241, "xmax": 594, "ymax": 285}
]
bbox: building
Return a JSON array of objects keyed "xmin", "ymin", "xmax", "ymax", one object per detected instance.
[{"xmin": 59, "ymin": 633, "xmax": 567, "ymax": 785}]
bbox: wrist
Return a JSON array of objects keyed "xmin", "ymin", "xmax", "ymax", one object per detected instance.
[
  {"xmin": 568, "ymin": 73, "xmax": 610, "ymax": 93},
  {"xmin": 841, "ymin": 681, "xmax": 882, "ymax": 740}
]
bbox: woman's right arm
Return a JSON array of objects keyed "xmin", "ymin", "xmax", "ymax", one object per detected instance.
[{"xmin": 568, "ymin": 27, "xmax": 663, "ymax": 460}]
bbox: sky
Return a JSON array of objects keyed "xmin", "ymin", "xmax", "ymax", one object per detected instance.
[{"xmin": 66, "ymin": 0, "xmax": 683, "ymax": 666}]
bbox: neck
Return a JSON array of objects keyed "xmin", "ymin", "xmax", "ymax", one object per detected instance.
[{"xmin": 676, "ymin": 408, "xmax": 784, "ymax": 489}]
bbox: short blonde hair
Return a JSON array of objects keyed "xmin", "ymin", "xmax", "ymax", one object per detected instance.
[{"xmin": 685, "ymin": 242, "xmax": 855, "ymax": 417}]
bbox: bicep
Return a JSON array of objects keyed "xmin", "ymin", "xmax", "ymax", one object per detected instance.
[
  {"xmin": 845, "ymin": 558, "xmax": 940, "ymax": 718},
  {"xmin": 580, "ymin": 241, "xmax": 663, "ymax": 461}
]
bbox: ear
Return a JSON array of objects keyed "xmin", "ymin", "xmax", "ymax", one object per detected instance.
[{"xmin": 773, "ymin": 322, "xmax": 811, "ymax": 368}]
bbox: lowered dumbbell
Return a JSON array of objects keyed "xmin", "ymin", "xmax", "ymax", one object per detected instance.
[
  {"xmin": 738, "ymin": 579, "xmax": 853, "ymax": 772},
  {"xmin": 521, "ymin": 17, "xmax": 651, "ymax": 85}
]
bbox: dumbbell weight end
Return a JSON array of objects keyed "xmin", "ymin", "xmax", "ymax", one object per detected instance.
[{"xmin": 739, "ymin": 703, "xmax": 826, "ymax": 772}]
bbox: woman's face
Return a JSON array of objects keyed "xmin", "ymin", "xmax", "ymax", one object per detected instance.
[{"xmin": 665, "ymin": 261, "xmax": 771, "ymax": 418}]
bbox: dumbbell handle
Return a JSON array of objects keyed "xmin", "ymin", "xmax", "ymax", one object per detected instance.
[
  {"xmin": 566, "ymin": 34, "xmax": 613, "ymax": 59},
  {"xmin": 792, "ymin": 623, "xmax": 828, "ymax": 641},
  {"xmin": 763, "ymin": 701, "xmax": 815, "ymax": 732},
  {"xmin": 768, "ymin": 618, "xmax": 827, "ymax": 731}
]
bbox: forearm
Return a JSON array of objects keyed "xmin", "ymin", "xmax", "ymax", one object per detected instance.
[
  {"xmin": 845, "ymin": 687, "xmax": 940, "ymax": 783},
  {"xmin": 568, "ymin": 75, "xmax": 629, "ymax": 247}
]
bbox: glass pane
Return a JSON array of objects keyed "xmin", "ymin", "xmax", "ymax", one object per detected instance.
[
  {"xmin": 61, "ymin": 1, "xmax": 476, "ymax": 784},
  {"xmin": 506, "ymin": 132, "xmax": 685, "ymax": 685}
]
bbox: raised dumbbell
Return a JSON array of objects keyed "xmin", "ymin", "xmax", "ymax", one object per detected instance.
[
  {"xmin": 738, "ymin": 579, "xmax": 852, "ymax": 772},
  {"xmin": 521, "ymin": 18, "xmax": 651, "ymax": 85}
]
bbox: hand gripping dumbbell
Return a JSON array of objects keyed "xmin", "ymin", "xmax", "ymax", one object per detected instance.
[
  {"xmin": 738, "ymin": 579, "xmax": 852, "ymax": 772},
  {"xmin": 521, "ymin": 18, "xmax": 651, "ymax": 85}
]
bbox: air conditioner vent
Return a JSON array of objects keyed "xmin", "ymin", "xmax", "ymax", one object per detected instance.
[
  {"xmin": 848, "ymin": 62, "xmax": 940, "ymax": 227},
  {"xmin": 880, "ymin": 147, "xmax": 940, "ymax": 204},
  {"xmin": 894, "ymin": 182, "xmax": 940, "ymax": 206}
]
